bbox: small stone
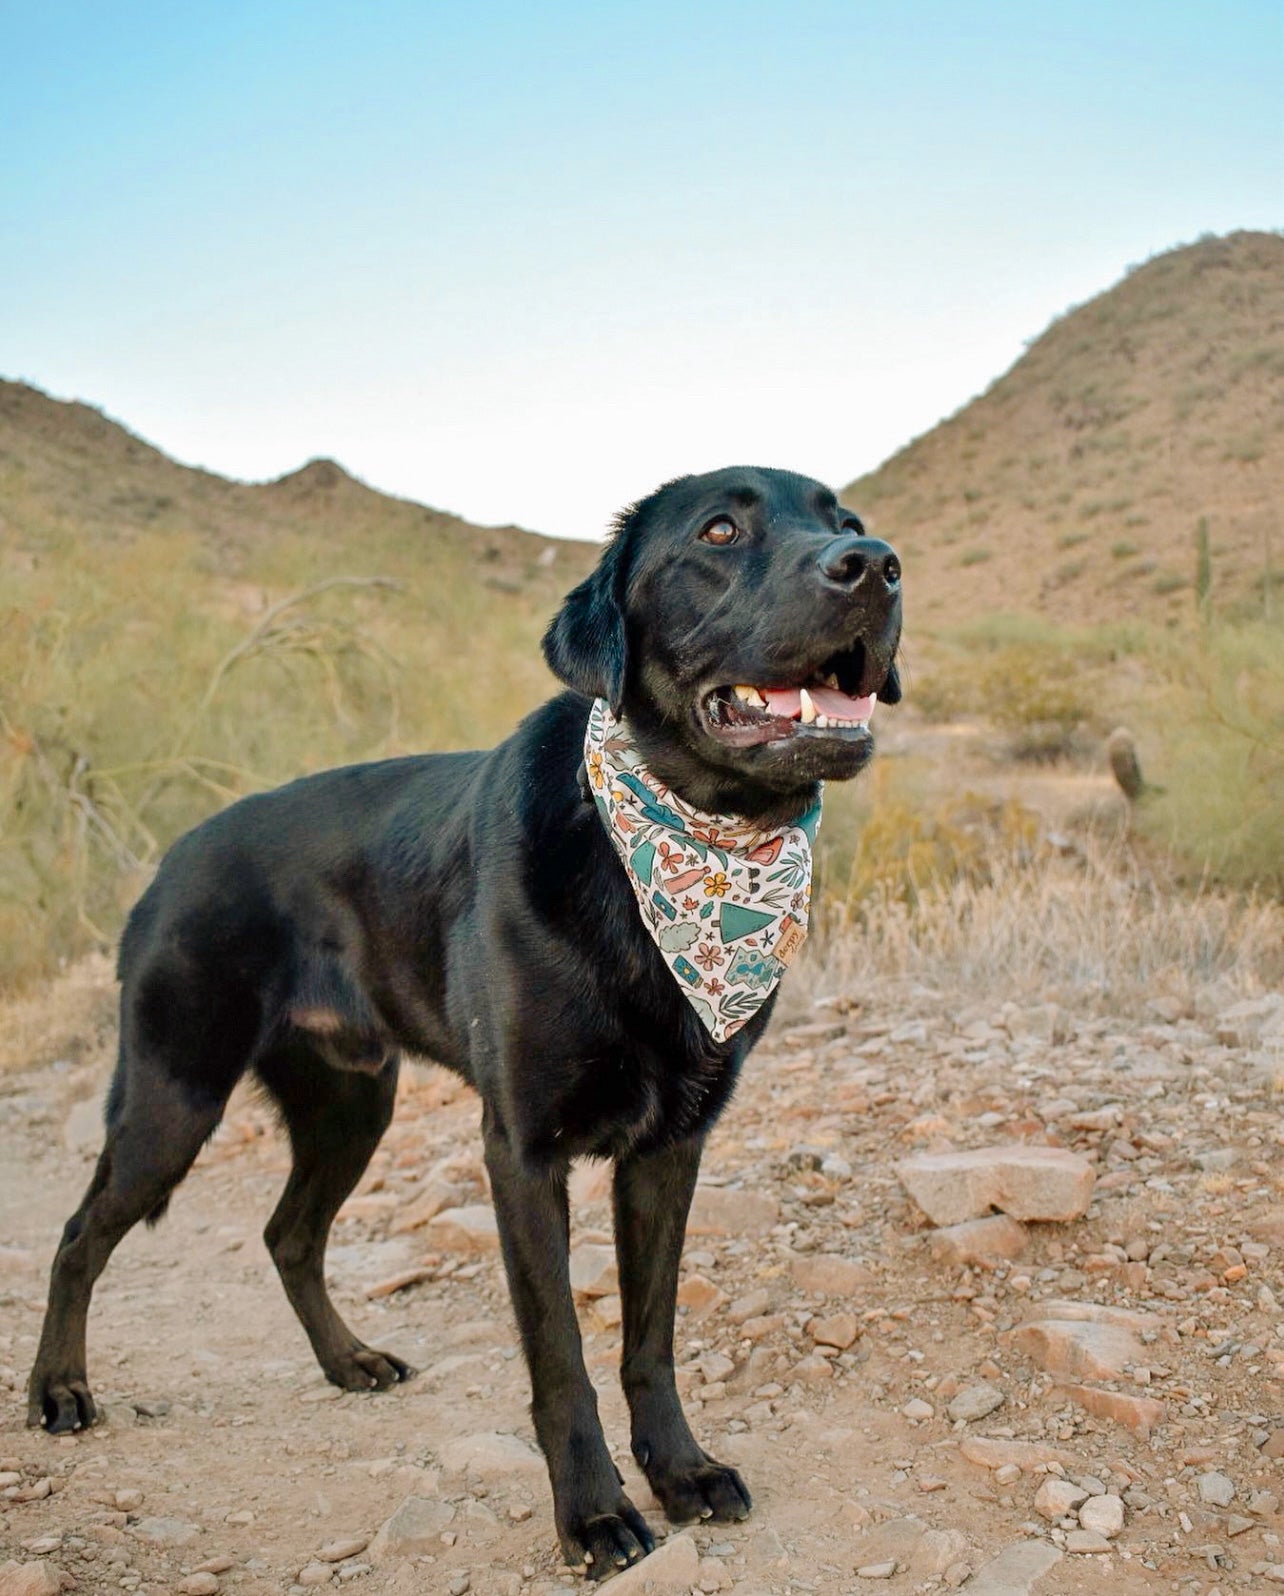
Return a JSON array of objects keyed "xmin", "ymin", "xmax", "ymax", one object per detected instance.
[
  {"xmin": 901, "ymin": 1398, "xmax": 934, "ymax": 1422},
  {"xmin": 447, "ymin": 1575, "xmax": 470, "ymax": 1596},
  {"xmin": 687, "ymin": 1187, "xmax": 779, "ymax": 1236},
  {"xmin": 1065, "ymin": 1529, "xmax": 1111, "ymax": 1553},
  {"xmin": 1197, "ymin": 1471, "xmax": 1235, "ymax": 1507},
  {"xmin": 697, "ymin": 1555, "xmax": 732, "ymax": 1591},
  {"xmin": 364, "ymin": 1267, "xmax": 434, "ymax": 1299},
  {"xmin": 296, "ymin": 1565, "xmax": 333, "ymax": 1588},
  {"xmin": 179, "ymin": 1576, "xmax": 220, "ymax": 1596},
  {"xmin": 1055, "ymin": 1384, "xmax": 1164, "ymax": 1438},
  {"xmin": 114, "ymin": 1488, "xmax": 144, "ymax": 1512},
  {"xmin": 806, "ymin": 1312, "xmax": 859, "ymax": 1350},
  {"xmin": 928, "ymin": 1214, "xmax": 1028, "ymax": 1267},
  {"xmin": 1011, "ymin": 1319, "xmax": 1144, "ymax": 1381},
  {"xmin": 367, "ymin": 1498, "xmax": 457, "ymax": 1563},
  {"xmin": 602, "ymin": 1532, "xmax": 699, "ymax": 1592},
  {"xmin": 676, "ymin": 1274, "xmax": 725, "ymax": 1316},
  {"xmin": 993, "ymin": 1463, "xmax": 1021, "ymax": 1486},
  {"xmin": 423, "ymin": 1206, "xmax": 500, "ymax": 1253},
  {"xmin": 856, "ymin": 1561, "xmax": 897, "ymax": 1579},
  {"xmin": 947, "ymin": 1382, "xmax": 1004, "ymax": 1423},
  {"xmin": 569, "ymin": 1243, "xmax": 618, "ymax": 1298},
  {"xmin": 0, "ymin": 1564, "xmax": 64, "ymax": 1596},
  {"xmin": 131, "ymin": 1397, "xmax": 171, "ymax": 1418},
  {"xmin": 791, "ymin": 1354, "xmax": 834, "ymax": 1384},
  {"xmin": 943, "ymin": 1562, "xmax": 972, "ymax": 1589},
  {"xmin": 728, "ymin": 1287, "xmax": 770, "ymax": 1323},
  {"xmin": 1077, "ymin": 1495, "xmax": 1125, "ymax": 1538},
  {"xmin": 896, "ymin": 1145, "xmax": 1094, "ymax": 1225},
  {"xmin": 964, "ymin": 1539, "xmax": 1062, "ymax": 1594},
  {"xmin": 959, "ymin": 1436, "xmax": 1073, "ymax": 1472},
  {"xmin": 317, "ymin": 1538, "xmax": 369, "ymax": 1563},
  {"xmin": 1034, "ymin": 1478, "xmax": 1089, "ymax": 1519},
  {"xmin": 788, "ymin": 1252, "xmax": 876, "ymax": 1295}
]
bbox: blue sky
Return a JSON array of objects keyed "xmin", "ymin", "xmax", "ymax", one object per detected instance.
[{"xmin": 3, "ymin": 1, "xmax": 1281, "ymax": 538}]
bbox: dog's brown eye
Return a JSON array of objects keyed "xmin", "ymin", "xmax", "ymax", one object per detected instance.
[{"xmin": 700, "ymin": 519, "xmax": 739, "ymax": 546}]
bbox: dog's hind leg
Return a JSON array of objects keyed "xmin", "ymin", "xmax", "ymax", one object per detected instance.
[
  {"xmin": 257, "ymin": 1042, "xmax": 414, "ymax": 1391},
  {"xmin": 615, "ymin": 1136, "xmax": 752, "ymax": 1525},
  {"xmin": 28, "ymin": 1065, "xmax": 232, "ymax": 1432}
]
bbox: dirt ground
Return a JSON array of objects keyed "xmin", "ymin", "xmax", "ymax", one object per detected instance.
[{"xmin": 1, "ymin": 744, "xmax": 1282, "ymax": 1596}]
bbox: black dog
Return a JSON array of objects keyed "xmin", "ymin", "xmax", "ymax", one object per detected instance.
[{"xmin": 29, "ymin": 466, "xmax": 901, "ymax": 1577}]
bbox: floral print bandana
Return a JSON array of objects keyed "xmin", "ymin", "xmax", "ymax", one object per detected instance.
[{"xmin": 584, "ymin": 698, "xmax": 821, "ymax": 1043}]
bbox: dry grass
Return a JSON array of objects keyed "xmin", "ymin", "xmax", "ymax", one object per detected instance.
[{"xmin": 812, "ymin": 833, "xmax": 1283, "ymax": 1016}]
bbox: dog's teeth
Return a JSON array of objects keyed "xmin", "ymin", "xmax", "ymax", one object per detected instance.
[
  {"xmin": 815, "ymin": 712, "xmax": 829, "ymax": 728},
  {"xmin": 734, "ymin": 684, "xmax": 766, "ymax": 708},
  {"xmin": 824, "ymin": 673, "xmax": 839, "ymax": 689},
  {"xmin": 799, "ymin": 687, "xmax": 818, "ymax": 724}
]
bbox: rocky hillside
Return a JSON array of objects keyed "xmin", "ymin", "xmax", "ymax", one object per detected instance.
[{"xmin": 844, "ymin": 231, "xmax": 1284, "ymax": 626}]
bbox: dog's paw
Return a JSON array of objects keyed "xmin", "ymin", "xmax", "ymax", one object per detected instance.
[
  {"xmin": 649, "ymin": 1458, "xmax": 751, "ymax": 1525},
  {"xmin": 324, "ymin": 1345, "xmax": 417, "ymax": 1392},
  {"xmin": 559, "ymin": 1500, "xmax": 655, "ymax": 1581},
  {"xmin": 28, "ymin": 1371, "xmax": 96, "ymax": 1433}
]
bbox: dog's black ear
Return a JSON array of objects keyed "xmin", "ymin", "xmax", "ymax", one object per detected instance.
[{"xmin": 542, "ymin": 539, "xmax": 628, "ymax": 713}]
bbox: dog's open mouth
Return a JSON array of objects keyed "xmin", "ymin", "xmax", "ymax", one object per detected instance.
[{"xmin": 702, "ymin": 646, "xmax": 882, "ymax": 747}]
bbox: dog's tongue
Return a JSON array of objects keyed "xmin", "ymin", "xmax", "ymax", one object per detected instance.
[{"xmin": 761, "ymin": 686, "xmax": 875, "ymax": 721}]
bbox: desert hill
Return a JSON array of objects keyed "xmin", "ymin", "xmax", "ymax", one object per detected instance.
[{"xmin": 844, "ymin": 230, "xmax": 1284, "ymax": 625}]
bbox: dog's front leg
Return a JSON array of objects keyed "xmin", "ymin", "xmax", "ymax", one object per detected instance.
[
  {"xmin": 483, "ymin": 1110, "xmax": 654, "ymax": 1578},
  {"xmin": 614, "ymin": 1137, "xmax": 752, "ymax": 1525}
]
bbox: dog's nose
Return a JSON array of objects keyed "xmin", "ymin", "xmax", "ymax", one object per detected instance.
[{"xmin": 817, "ymin": 534, "xmax": 901, "ymax": 593}]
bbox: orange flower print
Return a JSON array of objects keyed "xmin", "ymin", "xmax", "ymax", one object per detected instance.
[
  {"xmin": 703, "ymin": 872, "xmax": 730, "ymax": 898},
  {"xmin": 706, "ymin": 977, "xmax": 725, "ymax": 996},
  {"xmin": 657, "ymin": 840, "xmax": 684, "ymax": 872},
  {"xmin": 682, "ymin": 896, "xmax": 699, "ymax": 911},
  {"xmin": 694, "ymin": 824, "xmax": 738, "ymax": 849},
  {"xmin": 587, "ymin": 750, "xmax": 605, "ymax": 789}
]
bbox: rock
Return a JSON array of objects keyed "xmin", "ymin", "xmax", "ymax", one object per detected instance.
[
  {"xmin": 790, "ymin": 1354, "xmax": 834, "ymax": 1384},
  {"xmin": 389, "ymin": 1180, "xmax": 467, "ymax": 1234},
  {"xmin": 1077, "ymin": 1495, "xmax": 1125, "ymax": 1538},
  {"xmin": 789, "ymin": 1253, "xmax": 876, "ymax": 1295},
  {"xmin": 895, "ymin": 1145, "xmax": 1094, "ymax": 1225},
  {"xmin": 806, "ymin": 1312, "xmax": 859, "ymax": 1350},
  {"xmin": 1028, "ymin": 1298, "xmax": 1161, "ymax": 1332},
  {"xmin": 436, "ymin": 1432, "xmax": 545, "ymax": 1481},
  {"xmin": 687, "ymin": 1186, "xmax": 779, "ymax": 1236},
  {"xmin": 179, "ymin": 1576, "xmax": 220, "ymax": 1596},
  {"xmin": 296, "ymin": 1566, "xmax": 333, "ymax": 1588},
  {"xmin": 947, "ymin": 1383, "xmax": 1004, "ymax": 1423},
  {"xmin": 728, "ymin": 1287, "xmax": 770, "ymax": 1323},
  {"xmin": 568, "ymin": 1243, "xmax": 618, "ymax": 1298},
  {"xmin": 364, "ymin": 1266, "xmax": 435, "ymax": 1299},
  {"xmin": 0, "ymin": 1564, "xmax": 64, "ymax": 1596},
  {"xmin": 367, "ymin": 1498, "xmax": 457, "ymax": 1562},
  {"xmin": 927, "ymin": 1214, "xmax": 1028, "ymax": 1267},
  {"xmin": 1065, "ymin": 1530, "xmax": 1111, "ymax": 1553},
  {"xmin": 569, "ymin": 1159, "xmax": 613, "ymax": 1205},
  {"xmin": 1010, "ymin": 1319, "xmax": 1144, "ymax": 1381},
  {"xmin": 959, "ymin": 1437, "xmax": 1073, "ymax": 1472},
  {"xmin": 697, "ymin": 1555, "xmax": 732, "ymax": 1590},
  {"xmin": 1197, "ymin": 1471, "xmax": 1235, "ymax": 1507},
  {"xmin": 131, "ymin": 1397, "xmax": 171, "ymax": 1418},
  {"xmin": 901, "ymin": 1398, "xmax": 934, "ymax": 1422},
  {"xmin": 676, "ymin": 1274, "xmax": 725, "ymax": 1316},
  {"xmin": 964, "ymin": 1539, "xmax": 1062, "ymax": 1595},
  {"xmin": 447, "ymin": 1575, "xmax": 471, "ymax": 1596},
  {"xmin": 1215, "ymin": 995, "xmax": 1284, "ymax": 1047},
  {"xmin": 739, "ymin": 1313, "xmax": 787, "ymax": 1341},
  {"xmin": 1033, "ymin": 1479, "xmax": 1088, "ymax": 1519},
  {"xmin": 856, "ymin": 1562, "xmax": 897, "ymax": 1579},
  {"xmin": 603, "ymin": 1531, "xmax": 699, "ymax": 1592},
  {"xmin": 132, "ymin": 1516, "xmax": 199, "ymax": 1546},
  {"xmin": 114, "ymin": 1488, "xmax": 145, "ymax": 1511},
  {"xmin": 1055, "ymin": 1384, "xmax": 1164, "ymax": 1438},
  {"xmin": 317, "ymin": 1538, "xmax": 370, "ymax": 1562},
  {"xmin": 424, "ymin": 1206, "xmax": 499, "ymax": 1253}
]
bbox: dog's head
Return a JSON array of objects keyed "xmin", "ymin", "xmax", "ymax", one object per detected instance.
[{"xmin": 544, "ymin": 466, "xmax": 902, "ymax": 823}]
